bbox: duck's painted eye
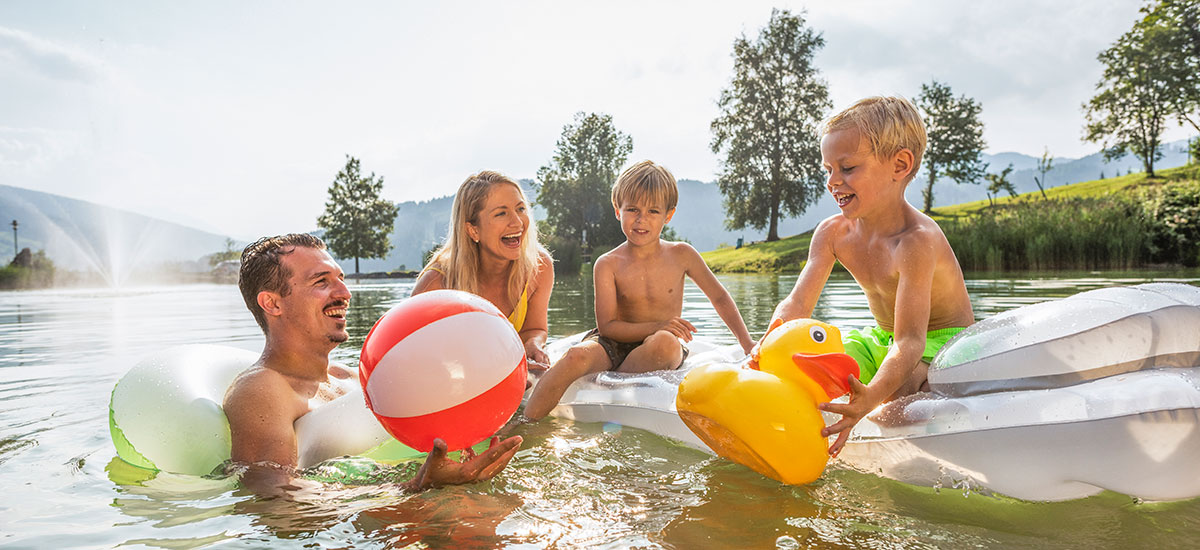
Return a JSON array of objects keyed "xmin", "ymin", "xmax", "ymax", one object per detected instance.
[{"xmin": 809, "ymin": 326, "xmax": 827, "ymax": 344}]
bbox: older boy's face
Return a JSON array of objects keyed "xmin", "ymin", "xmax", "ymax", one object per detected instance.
[
  {"xmin": 615, "ymin": 200, "xmax": 674, "ymax": 246},
  {"xmin": 821, "ymin": 129, "xmax": 895, "ymax": 219}
]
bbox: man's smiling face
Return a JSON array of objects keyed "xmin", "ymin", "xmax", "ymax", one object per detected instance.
[{"xmin": 277, "ymin": 246, "xmax": 352, "ymax": 345}]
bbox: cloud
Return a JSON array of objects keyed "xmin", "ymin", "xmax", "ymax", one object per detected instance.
[{"xmin": 0, "ymin": 26, "xmax": 106, "ymax": 83}]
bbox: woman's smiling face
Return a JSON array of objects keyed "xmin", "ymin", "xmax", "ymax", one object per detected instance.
[{"xmin": 468, "ymin": 183, "xmax": 529, "ymax": 262}]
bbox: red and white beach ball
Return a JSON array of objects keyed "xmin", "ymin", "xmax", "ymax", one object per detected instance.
[{"xmin": 358, "ymin": 289, "xmax": 527, "ymax": 452}]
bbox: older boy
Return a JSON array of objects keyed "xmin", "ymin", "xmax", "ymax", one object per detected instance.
[
  {"xmin": 524, "ymin": 160, "xmax": 755, "ymax": 419},
  {"xmin": 759, "ymin": 96, "xmax": 975, "ymax": 456}
]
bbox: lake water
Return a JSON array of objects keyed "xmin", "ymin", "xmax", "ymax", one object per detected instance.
[{"xmin": 3, "ymin": 271, "xmax": 1200, "ymax": 549}]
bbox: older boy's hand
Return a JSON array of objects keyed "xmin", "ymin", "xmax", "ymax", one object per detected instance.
[
  {"xmin": 817, "ymin": 375, "xmax": 875, "ymax": 457},
  {"xmin": 659, "ymin": 317, "xmax": 696, "ymax": 342}
]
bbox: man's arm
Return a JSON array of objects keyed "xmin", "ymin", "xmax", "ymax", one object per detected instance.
[
  {"xmin": 519, "ymin": 251, "xmax": 555, "ymax": 369},
  {"xmin": 224, "ymin": 370, "xmax": 309, "ymax": 495},
  {"xmin": 820, "ymin": 230, "xmax": 936, "ymax": 456},
  {"xmin": 594, "ymin": 255, "xmax": 695, "ymax": 343},
  {"xmin": 681, "ymin": 244, "xmax": 753, "ymax": 354}
]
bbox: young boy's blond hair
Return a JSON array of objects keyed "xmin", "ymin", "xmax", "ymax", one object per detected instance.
[
  {"xmin": 822, "ymin": 96, "xmax": 927, "ymax": 184},
  {"xmin": 612, "ymin": 160, "xmax": 679, "ymax": 211}
]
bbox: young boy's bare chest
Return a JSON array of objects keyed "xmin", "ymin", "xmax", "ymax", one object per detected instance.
[{"xmin": 611, "ymin": 256, "xmax": 685, "ymax": 312}]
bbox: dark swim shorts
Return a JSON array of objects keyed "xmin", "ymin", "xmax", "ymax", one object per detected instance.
[{"xmin": 582, "ymin": 328, "xmax": 690, "ymax": 371}]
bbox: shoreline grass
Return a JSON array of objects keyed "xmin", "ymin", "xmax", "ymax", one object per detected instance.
[{"xmin": 702, "ymin": 164, "xmax": 1200, "ymax": 273}]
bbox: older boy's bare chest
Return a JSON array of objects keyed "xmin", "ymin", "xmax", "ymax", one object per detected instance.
[{"xmin": 836, "ymin": 237, "xmax": 900, "ymax": 296}]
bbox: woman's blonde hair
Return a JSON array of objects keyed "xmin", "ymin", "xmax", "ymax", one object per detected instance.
[{"xmin": 425, "ymin": 171, "xmax": 547, "ymax": 306}]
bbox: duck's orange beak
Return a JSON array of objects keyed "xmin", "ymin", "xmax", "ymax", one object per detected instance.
[{"xmin": 792, "ymin": 352, "xmax": 860, "ymax": 400}]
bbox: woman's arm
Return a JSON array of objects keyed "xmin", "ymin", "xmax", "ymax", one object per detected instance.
[{"xmin": 519, "ymin": 251, "xmax": 554, "ymax": 368}]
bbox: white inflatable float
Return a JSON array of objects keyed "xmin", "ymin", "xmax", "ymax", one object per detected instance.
[
  {"xmin": 532, "ymin": 283, "xmax": 1200, "ymax": 501},
  {"xmin": 108, "ymin": 345, "xmax": 410, "ymax": 476}
]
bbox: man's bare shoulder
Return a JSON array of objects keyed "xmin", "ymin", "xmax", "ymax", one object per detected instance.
[{"xmin": 224, "ymin": 365, "xmax": 298, "ymax": 413}]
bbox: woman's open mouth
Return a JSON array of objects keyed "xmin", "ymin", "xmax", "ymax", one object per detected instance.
[{"xmin": 501, "ymin": 232, "xmax": 522, "ymax": 248}]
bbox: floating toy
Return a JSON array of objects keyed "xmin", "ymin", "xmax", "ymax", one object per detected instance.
[
  {"xmin": 675, "ymin": 319, "xmax": 858, "ymax": 485},
  {"xmin": 109, "ymin": 344, "xmax": 412, "ymax": 476},
  {"xmin": 359, "ymin": 289, "xmax": 527, "ymax": 452},
  {"xmin": 529, "ymin": 283, "xmax": 1200, "ymax": 501}
]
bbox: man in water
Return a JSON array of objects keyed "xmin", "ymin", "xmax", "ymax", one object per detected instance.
[{"xmin": 224, "ymin": 233, "xmax": 522, "ymax": 495}]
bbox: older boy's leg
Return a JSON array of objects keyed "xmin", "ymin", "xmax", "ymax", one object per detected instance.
[
  {"xmin": 523, "ymin": 342, "xmax": 611, "ymax": 420},
  {"xmin": 615, "ymin": 330, "xmax": 683, "ymax": 374}
]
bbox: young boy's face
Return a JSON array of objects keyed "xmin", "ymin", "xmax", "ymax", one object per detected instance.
[
  {"xmin": 821, "ymin": 128, "xmax": 900, "ymax": 219},
  {"xmin": 614, "ymin": 199, "xmax": 675, "ymax": 246}
]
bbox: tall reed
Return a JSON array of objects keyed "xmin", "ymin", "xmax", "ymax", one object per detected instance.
[{"xmin": 941, "ymin": 197, "xmax": 1151, "ymax": 271}]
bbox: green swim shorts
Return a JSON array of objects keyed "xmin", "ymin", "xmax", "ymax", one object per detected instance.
[{"xmin": 842, "ymin": 326, "xmax": 965, "ymax": 384}]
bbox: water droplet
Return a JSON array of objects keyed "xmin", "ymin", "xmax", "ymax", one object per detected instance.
[{"xmin": 776, "ymin": 535, "xmax": 800, "ymax": 549}]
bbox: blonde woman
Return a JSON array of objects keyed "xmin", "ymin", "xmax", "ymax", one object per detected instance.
[{"xmin": 413, "ymin": 171, "xmax": 555, "ymax": 368}]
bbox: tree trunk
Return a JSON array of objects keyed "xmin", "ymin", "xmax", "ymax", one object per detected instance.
[
  {"xmin": 767, "ymin": 184, "xmax": 780, "ymax": 242},
  {"xmin": 922, "ymin": 164, "xmax": 937, "ymax": 213},
  {"xmin": 355, "ymin": 257, "xmax": 360, "ymax": 275}
]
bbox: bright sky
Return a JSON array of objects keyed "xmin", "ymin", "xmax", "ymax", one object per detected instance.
[{"xmin": 2, "ymin": 0, "xmax": 1193, "ymax": 240}]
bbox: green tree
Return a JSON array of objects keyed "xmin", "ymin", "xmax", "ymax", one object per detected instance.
[
  {"xmin": 317, "ymin": 155, "xmax": 399, "ymax": 275},
  {"xmin": 1033, "ymin": 147, "xmax": 1054, "ymax": 199},
  {"xmin": 1083, "ymin": 9, "xmax": 1175, "ymax": 177},
  {"xmin": 984, "ymin": 164, "xmax": 1017, "ymax": 207},
  {"xmin": 535, "ymin": 112, "xmax": 633, "ymax": 251},
  {"xmin": 207, "ymin": 238, "xmax": 240, "ymax": 267},
  {"xmin": 1142, "ymin": 0, "xmax": 1200, "ymax": 135},
  {"xmin": 915, "ymin": 80, "xmax": 987, "ymax": 213},
  {"xmin": 710, "ymin": 9, "xmax": 831, "ymax": 242}
]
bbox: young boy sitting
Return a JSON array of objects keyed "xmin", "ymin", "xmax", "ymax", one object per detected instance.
[
  {"xmin": 758, "ymin": 96, "xmax": 975, "ymax": 456},
  {"xmin": 523, "ymin": 160, "xmax": 755, "ymax": 420}
]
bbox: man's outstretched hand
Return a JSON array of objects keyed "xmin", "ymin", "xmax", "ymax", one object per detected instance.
[{"xmin": 405, "ymin": 435, "xmax": 523, "ymax": 491}]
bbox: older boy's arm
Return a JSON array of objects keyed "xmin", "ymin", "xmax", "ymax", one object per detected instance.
[
  {"xmin": 683, "ymin": 245, "xmax": 753, "ymax": 354},
  {"xmin": 747, "ymin": 220, "xmax": 837, "ymax": 366},
  {"xmin": 594, "ymin": 256, "xmax": 694, "ymax": 342},
  {"xmin": 519, "ymin": 252, "xmax": 555, "ymax": 369},
  {"xmin": 771, "ymin": 220, "xmax": 837, "ymax": 326},
  {"xmin": 820, "ymin": 234, "xmax": 936, "ymax": 456}
]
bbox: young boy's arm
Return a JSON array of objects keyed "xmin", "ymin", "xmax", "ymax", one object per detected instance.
[
  {"xmin": 680, "ymin": 244, "xmax": 753, "ymax": 354},
  {"xmin": 820, "ymin": 231, "xmax": 937, "ymax": 456},
  {"xmin": 748, "ymin": 218, "xmax": 838, "ymax": 365},
  {"xmin": 594, "ymin": 254, "xmax": 695, "ymax": 343}
]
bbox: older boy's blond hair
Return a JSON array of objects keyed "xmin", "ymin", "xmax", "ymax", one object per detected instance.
[
  {"xmin": 823, "ymin": 96, "xmax": 927, "ymax": 184},
  {"xmin": 612, "ymin": 160, "xmax": 679, "ymax": 211}
]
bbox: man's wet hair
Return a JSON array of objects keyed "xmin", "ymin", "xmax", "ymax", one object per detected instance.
[{"xmin": 239, "ymin": 233, "xmax": 326, "ymax": 332}]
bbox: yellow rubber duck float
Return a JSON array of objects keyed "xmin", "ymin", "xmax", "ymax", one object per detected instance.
[{"xmin": 676, "ymin": 319, "xmax": 859, "ymax": 485}]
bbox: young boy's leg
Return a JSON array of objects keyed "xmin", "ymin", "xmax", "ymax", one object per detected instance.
[
  {"xmin": 523, "ymin": 341, "xmax": 611, "ymax": 420},
  {"xmin": 615, "ymin": 330, "xmax": 686, "ymax": 373}
]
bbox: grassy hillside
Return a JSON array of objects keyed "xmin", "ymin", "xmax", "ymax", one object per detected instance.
[{"xmin": 702, "ymin": 164, "xmax": 1200, "ymax": 273}]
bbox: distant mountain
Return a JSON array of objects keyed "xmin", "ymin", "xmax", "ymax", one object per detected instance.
[
  {"xmin": 345, "ymin": 137, "xmax": 1196, "ymax": 272},
  {"xmin": 0, "ymin": 184, "xmax": 235, "ymax": 282}
]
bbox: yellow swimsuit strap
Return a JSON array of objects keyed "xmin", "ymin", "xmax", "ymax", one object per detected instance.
[{"xmin": 423, "ymin": 265, "xmax": 528, "ymax": 332}]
